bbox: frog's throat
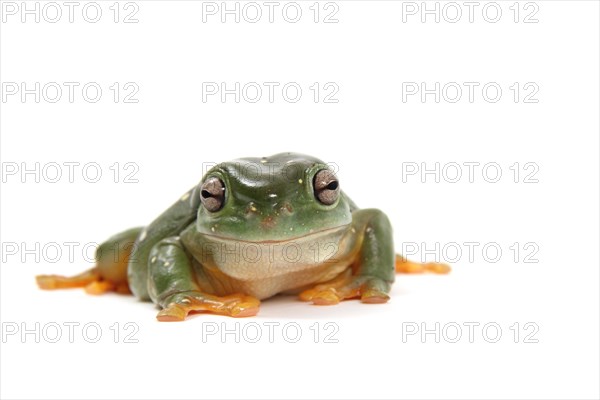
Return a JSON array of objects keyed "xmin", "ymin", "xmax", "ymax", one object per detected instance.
[
  {"xmin": 194, "ymin": 223, "xmax": 356, "ymax": 291},
  {"xmin": 199, "ymin": 224, "xmax": 351, "ymax": 244}
]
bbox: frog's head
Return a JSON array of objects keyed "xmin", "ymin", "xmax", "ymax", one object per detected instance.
[{"xmin": 195, "ymin": 153, "xmax": 352, "ymax": 242}]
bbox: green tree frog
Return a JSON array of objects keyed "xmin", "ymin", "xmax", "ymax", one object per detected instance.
[{"xmin": 37, "ymin": 153, "xmax": 449, "ymax": 321}]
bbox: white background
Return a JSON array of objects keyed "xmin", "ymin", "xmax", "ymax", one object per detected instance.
[{"xmin": 1, "ymin": 1, "xmax": 599, "ymax": 399}]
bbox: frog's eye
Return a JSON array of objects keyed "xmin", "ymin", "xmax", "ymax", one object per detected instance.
[
  {"xmin": 313, "ymin": 169, "xmax": 340, "ymax": 205},
  {"xmin": 200, "ymin": 177, "xmax": 225, "ymax": 212}
]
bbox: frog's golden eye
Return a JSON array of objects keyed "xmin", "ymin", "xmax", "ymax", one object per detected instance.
[
  {"xmin": 200, "ymin": 177, "xmax": 225, "ymax": 212},
  {"xmin": 313, "ymin": 169, "xmax": 339, "ymax": 205}
]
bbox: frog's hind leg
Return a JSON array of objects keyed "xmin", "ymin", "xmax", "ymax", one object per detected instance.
[
  {"xmin": 395, "ymin": 255, "xmax": 451, "ymax": 274},
  {"xmin": 37, "ymin": 266, "xmax": 124, "ymax": 296},
  {"xmin": 36, "ymin": 227, "xmax": 142, "ymax": 295},
  {"xmin": 36, "ymin": 268, "xmax": 100, "ymax": 290},
  {"xmin": 36, "ymin": 269, "xmax": 126, "ymax": 295}
]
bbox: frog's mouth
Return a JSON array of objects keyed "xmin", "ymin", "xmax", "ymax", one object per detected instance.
[{"xmin": 203, "ymin": 224, "xmax": 351, "ymax": 245}]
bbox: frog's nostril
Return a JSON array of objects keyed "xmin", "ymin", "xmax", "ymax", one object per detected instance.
[
  {"xmin": 261, "ymin": 216, "xmax": 276, "ymax": 229},
  {"xmin": 280, "ymin": 202, "xmax": 293, "ymax": 214}
]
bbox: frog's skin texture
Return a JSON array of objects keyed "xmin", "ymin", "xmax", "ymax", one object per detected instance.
[{"xmin": 37, "ymin": 153, "xmax": 449, "ymax": 321}]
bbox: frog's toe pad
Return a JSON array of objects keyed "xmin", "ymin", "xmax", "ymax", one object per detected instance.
[
  {"xmin": 156, "ymin": 304, "xmax": 187, "ymax": 322},
  {"xmin": 395, "ymin": 256, "xmax": 451, "ymax": 274},
  {"xmin": 230, "ymin": 305, "xmax": 259, "ymax": 318},
  {"xmin": 360, "ymin": 290, "xmax": 390, "ymax": 304},
  {"xmin": 426, "ymin": 262, "xmax": 451, "ymax": 274},
  {"xmin": 229, "ymin": 296, "xmax": 261, "ymax": 317},
  {"xmin": 36, "ymin": 275, "xmax": 59, "ymax": 290},
  {"xmin": 85, "ymin": 281, "xmax": 115, "ymax": 295}
]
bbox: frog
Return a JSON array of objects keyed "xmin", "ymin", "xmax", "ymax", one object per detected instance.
[{"xmin": 36, "ymin": 153, "xmax": 449, "ymax": 321}]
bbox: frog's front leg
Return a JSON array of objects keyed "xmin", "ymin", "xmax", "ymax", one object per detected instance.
[
  {"xmin": 300, "ymin": 209, "xmax": 395, "ymax": 305},
  {"xmin": 148, "ymin": 238, "xmax": 260, "ymax": 321}
]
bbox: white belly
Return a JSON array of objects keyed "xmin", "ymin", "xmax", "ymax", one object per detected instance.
[{"xmin": 192, "ymin": 227, "xmax": 358, "ymax": 299}]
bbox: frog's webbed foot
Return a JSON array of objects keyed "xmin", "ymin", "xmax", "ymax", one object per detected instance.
[
  {"xmin": 299, "ymin": 269, "xmax": 391, "ymax": 305},
  {"xmin": 36, "ymin": 268, "xmax": 130, "ymax": 295},
  {"xmin": 36, "ymin": 268, "xmax": 100, "ymax": 290},
  {"xmin": 395, "ymin": 255, "xmax": 451, "ymax": 274},
  {"xmin": 36, "ymin": 268, "xmax": 117, "ymax": 295},
  {"xmin": 156, "ymin": 291, "xmax": 261, "ymax": 322}
]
